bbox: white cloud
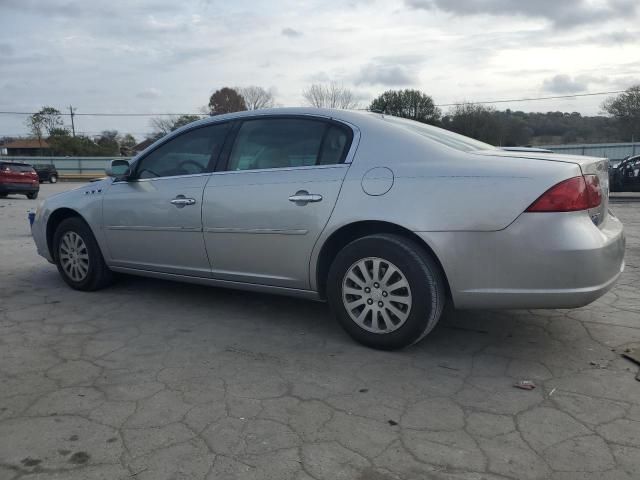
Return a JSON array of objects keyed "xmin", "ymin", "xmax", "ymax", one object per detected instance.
[
  {"xmin": 0, "ymin": 0, "xmax": 639, "ymax": 136},
  {"xmin": 136, "ymin": 88, "xmax": 162, "ymax": 99}
]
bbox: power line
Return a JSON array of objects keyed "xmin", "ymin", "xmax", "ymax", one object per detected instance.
[
  {"xmin": 0, "ymin": 90, "xmax": 625, "ymax": 116},
  {"xmin": 0, "ymin": 111, "xmax": 205, "ymax": 117},
  {"xmin": 434, "ymin": 90, "xmax": 625, "ymax": 107}
]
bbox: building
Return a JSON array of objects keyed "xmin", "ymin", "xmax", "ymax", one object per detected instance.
[{"xmin": 1, "ymin": 138, "xmax": 51, "ymax": 156}]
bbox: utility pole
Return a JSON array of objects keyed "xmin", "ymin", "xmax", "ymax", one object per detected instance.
[{"xmin": 69, "ymin": 105, "xmax": 76, "ymax": 137}]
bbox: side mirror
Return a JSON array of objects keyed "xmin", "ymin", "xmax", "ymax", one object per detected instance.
[{"xmin": 106, "ymin": 159, "xmax": 131, "ymax": 179}]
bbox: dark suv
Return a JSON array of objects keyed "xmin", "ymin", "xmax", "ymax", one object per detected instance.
[
  {"xmin": 610, "ymin": 155, "xmax": 640, "ymax": 192},
  {"xmin": 33, "ymin": 163, "xmax": 59, "ymax": 183},
  {"xmin": 0, "ymin": 162, "xmax": 40, "ymax": 199}
]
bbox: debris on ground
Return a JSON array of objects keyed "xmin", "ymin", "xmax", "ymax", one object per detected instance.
[
  {"xmin": 622, "ymin": 348, "xmax": 640, "ymax": 365},
  {"xmin": 589, "ymin": 360, "xmax": 607, "ymax": 369},
  {"xmin": 622, "ymin": 348, "xmax": 640, "ymax": 382},
  {"xmin": 513, "ymin": 380, "xmax": 536, "ymax": 390},
  {"xmin": 445, "ymin": 325, "xmax": 489, "ymax": 334},
  {"xmin": 437, "ymin": 363, "xmax": 461, "ymax": 371},
  {"xmin": 388, "ymin": 420, "xmax": 398, "ymax": 426}
]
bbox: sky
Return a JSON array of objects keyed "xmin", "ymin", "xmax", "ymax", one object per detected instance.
[{"xmin": 1, "ymin": 0, "xmax": 639, "ymax": 140}]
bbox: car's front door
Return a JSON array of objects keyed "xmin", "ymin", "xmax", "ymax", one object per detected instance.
[
  {"xmin": 202, "ymin": 116, "xmax": 355, "ymax": 289},
  {"xmin": 102, "ymin": 122, "xmax": 231, "ymax": 277}
]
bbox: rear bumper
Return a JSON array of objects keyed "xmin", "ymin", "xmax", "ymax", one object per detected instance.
[
  {"xmin": 417, "ymin": 210, "xmax": 625, "ymax": 309},
  {"xmin": 0, "ymin": 182, "xmax": 39, "ymax": 194}
]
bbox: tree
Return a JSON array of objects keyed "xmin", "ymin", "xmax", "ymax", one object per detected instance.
[
  {"xmin": 441, "ymin": 102, "xmax": 500, "ymax": 144},
  {"xmin": 26, "ymin": 106, "xmax": 66, "ymax": 147},
  {"xmin": 238, "ymin": 86, "xmax": 275, "ymax": 110},
  {"xmin": 95, "ymin": 130, "xmax": 120, "ymax": 155},
  {"xmin": 120, "ymin": 133, "xmax": 136, "ymax": 149},
  {"xmin": 208, "ymin": 87, "xmax": 247, "ymax": 115},
  {"xmin": 369, "ymin": 90, "xmax": 440, "ymax": 125},
  {"xmin": 48, "ymin": 131, "xmax": 113, "ymax": 156},
  {"xmin": 602, "ymin": 85, "xmax": 640, "ymax": 141},
  {"xmin": 302, "ymin": 83, "xmax": 359, "ymax": 109},
  {"xmin": 149, "ymin": 115, "xmax": 202, "ymax": 140}
]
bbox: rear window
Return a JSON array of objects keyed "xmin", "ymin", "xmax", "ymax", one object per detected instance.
[
  {"xmin": 381, "ymin": 115, "xmax": 496, "ymax": 153},
  {"xmin": 2, "ymin": 164, "xmax": 34, "ymax": 172}
]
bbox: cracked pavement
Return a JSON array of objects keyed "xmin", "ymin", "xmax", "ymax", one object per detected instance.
[{"xmin": 1, "ymin": 183, "xmax": 639, "ymax": 480}]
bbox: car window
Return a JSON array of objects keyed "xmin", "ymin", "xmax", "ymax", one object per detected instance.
[
  {"xmin": 227, "ymin": 119, "xmax": 350, "ymax": 171},
  {"xmin": 5, "ymin": 164, "xmax": 34, "ymax": 172},
  {"xmin": 381, "ymin": 115, "xmax": 495, "ymax": 152},
  {"xmin": 136, "ymin": 123, "xmax": 230, "ymax": 179},
  {"xmin": 319, "ymin": 126, "xmax": 350, "ymax": 165}
]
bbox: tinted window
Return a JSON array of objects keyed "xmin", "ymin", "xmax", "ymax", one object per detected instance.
[
  {"xmin": 319, "ymin": 126, "xmax": 350, "ymax": 165},
  {"xmin": 227, "ymin": 119, "xmax": 350, "ymax": 171},
  {"xmin": 136, "ymin": 123, "xmax": 229, "ymax": 179},
  {"xmin": 6, "ymin": 164, "xmax": 34, "ymax": 172}
]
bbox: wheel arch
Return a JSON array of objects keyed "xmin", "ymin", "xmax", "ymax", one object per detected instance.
[
  {"xmin": 314, "ymin": 220, "xmax": 452, "ymax": 301},
  {"xmin": 46, "ymin": 207, "xmax": 87, "ymax": 260}
]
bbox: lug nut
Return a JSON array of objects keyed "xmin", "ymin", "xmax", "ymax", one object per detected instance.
[
  {"xmin": 364, "ymin": 287, "xmax": 371, "ymax": 293},
  {"xmin": 382, "ymin": 291, "xmax": 388, "ymax": 297},
  {"xmin": 378, "ymin": 301, "xmax": 384, "ymax": 307},
  {"xmin": 373, "ymin": 282, "xmax": 380, "ymax": 288},
  {"xmin": 367, "ymin": 299, "xmax": 373, "ymax": 305}
]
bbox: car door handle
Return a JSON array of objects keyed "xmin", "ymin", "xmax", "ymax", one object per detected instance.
[
  {"xmin": 170, "ymin": 195, "xmax": 196, "ymax": 208},
  {"xmin": 288, "ymin": 191, "xmax": 323, "ymax": 205}
]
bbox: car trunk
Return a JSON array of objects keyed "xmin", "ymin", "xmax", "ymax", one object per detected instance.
[{"xmin": 473, "ymin": 150, "xmax": 610, "ymax": 227}]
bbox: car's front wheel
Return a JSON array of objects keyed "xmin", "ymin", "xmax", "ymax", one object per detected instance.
[
  {"xmin": 53, "ymin": 217, "xmax": 114, "ymax": 291},
  {"xmin": 327, "ymin": 234, "xmax": 446, "ymax": 350},
  {"xmin": 26, "ymin": 192, "xmax": 38, "ymax": 199}
]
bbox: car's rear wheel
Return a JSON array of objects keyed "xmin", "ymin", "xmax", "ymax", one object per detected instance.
[
  {"xmin": 49, "ymin": 174, "xmax": 58, "ymax": 183},
  {"xmin": 26, "ymin": 192, "xmax": 38, "ymax": 199},
  {"xmin": 327, "ymin": 234, "xmax": 446, "ymax": 350},
  {"xmin": 0, "ymin": 193, "xmax": 7, "ymax": 198},
  {"xmin": 53, "ymin": 217, "xmax": 114, "ymax": 291}
]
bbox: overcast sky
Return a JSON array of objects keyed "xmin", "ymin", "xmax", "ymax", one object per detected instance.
[{"xmin": 1, "ymin": 0, "xmax": 639, "ymax": 139}]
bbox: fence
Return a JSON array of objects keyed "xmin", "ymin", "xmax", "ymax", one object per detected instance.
[
  {"xmin": 3, "ymin": 142, "xmax": 640, "ymax": 176},
  {"xmin": 540, "ymin": 142, "xmax": 640, "ymax": 162},
  {"xmin": 0, "ymin": 156, "xmax": 132, "ymax": 177}
]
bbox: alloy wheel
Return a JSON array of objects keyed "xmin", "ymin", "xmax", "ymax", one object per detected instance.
[
  {"xmin": 59, "ymin": 231, "xmax": 90, "ymax": 282},
  {"xmin": 342, "ymin": 257, "xmax": 412, "ymax": 334}
]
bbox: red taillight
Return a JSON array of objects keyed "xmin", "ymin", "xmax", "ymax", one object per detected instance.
[{"xmin": 526, "ymin": 175, "xmax": 602, "ymax": 212}]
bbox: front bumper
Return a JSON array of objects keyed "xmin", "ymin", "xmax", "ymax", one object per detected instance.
[
  {"xmin": 417, "ymin": 210, "xmax": 625, "ymax": 309},
  {"xmin": 32, "ymin": 209, "xmax": 53, "ymax": 263}
]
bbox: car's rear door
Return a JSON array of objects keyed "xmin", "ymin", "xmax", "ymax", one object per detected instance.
[
  {"xmin": 102, "ymin": 122, "xmax": 231, "ymax": 277},
  {"xmin": 202, "ymin": 116, "xmax": 355, "ymax": 289}
]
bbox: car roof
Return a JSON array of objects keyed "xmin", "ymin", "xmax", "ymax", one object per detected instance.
[
  {"xmin": 0, "ymin": 161, "xmax": 33, "ymax": 166},
  {"xmin": 177, "ymin": 107, "xmax": 382, "ymax": 134}
]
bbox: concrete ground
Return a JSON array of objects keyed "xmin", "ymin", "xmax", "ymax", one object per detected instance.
[{"xmin": 1, "ymin": 182, "xmax": 639, "ymax": 480}]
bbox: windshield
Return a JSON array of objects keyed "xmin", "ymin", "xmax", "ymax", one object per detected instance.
[{"xmin": 380, "ymin": 115, "xmax": 496, "ymax": 153}]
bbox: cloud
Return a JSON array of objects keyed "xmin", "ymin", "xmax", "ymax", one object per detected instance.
[
  {"xmin": 405, "ymin": 0, "xmax": 639, "ymax": 27},
  {"xmin": 355, "ymin": 63, "xmax": 415, "ymax": 86},
  {"xmin": 136, "ymin": 88, "xmax": 161, "ymax": 99},
  {"xmin": 542, "ymin": 74, "xmax": 590, "ymax": 93},
  {"xmin": 281, "ymin": 27, "xmax": 303, "ymax": 38}
]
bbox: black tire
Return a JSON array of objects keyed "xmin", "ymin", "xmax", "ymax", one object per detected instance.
[
  {"xmin": 0, "ymin": 193, "xmax": 7, "ymax": 198},
  {"xmin": 49, "ymin": 174, "xmax": 58, "ymax": 183},
  {"xmin": 327, "ymin": 234, "xmax": 446, "ymax": 350},
  {"xmin": 53, "ymin": 217, "xmax": 114, "ymax": 291},
  {"xmin": 26, "ymin": 192, "xmax": 38, "ymax": 199}
]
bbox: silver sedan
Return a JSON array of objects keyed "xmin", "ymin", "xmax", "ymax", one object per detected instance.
[{"xmin": 32, "ymin": 108, "xmax": 625, "ymax": 349}]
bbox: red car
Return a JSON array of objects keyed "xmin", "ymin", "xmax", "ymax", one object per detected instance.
[{"xmin": 0, "ymin": 162, "xmax": 40, "ymax": 199}]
